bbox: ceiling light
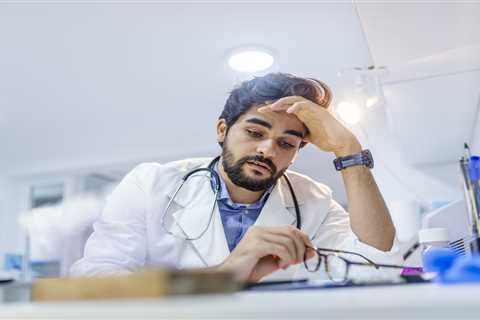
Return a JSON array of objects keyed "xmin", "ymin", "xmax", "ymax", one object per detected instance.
[
  {"xmin": 227, "ymin": 48, "xmax": 274, "ymax": 73},
  {"xmin": 336, "ymin": 101, "xmax": 363, "ymax": 125}
]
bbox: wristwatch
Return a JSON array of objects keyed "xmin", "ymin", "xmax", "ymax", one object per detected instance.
[{"xmin": 333, "ymin": 149, "xmax": 374, "ymax": 171}]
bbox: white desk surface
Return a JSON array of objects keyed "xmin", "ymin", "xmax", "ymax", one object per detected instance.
[{"xmin": 1, "ymin": 283, "xmax": 479, "ymax": 319}]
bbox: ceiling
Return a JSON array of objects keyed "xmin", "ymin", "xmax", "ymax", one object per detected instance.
[
  {"xmin": 356, "ymin": 2, "xmax": 480, "ymax": 164},
  {"xmin": 0, "ymin": 1, "xmax": 479, "ymax": 205}
]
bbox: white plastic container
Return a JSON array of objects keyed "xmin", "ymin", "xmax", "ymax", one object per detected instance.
[{"xmin": 418, "ymin": 228, "xmax": 449, "ymax": 269}]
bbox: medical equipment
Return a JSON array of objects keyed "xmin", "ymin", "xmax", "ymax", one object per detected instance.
[
  {"xmin": 418, "ymin": 228, "xmax": 450, "ymax": 268},
  {"xmin": 417, "ymin": 143, "xmax": 480, "ymax": 258},
  {"xmin": 460, "ymin": 143, "xmax": 480, "ymax": 238},
  {"xmin": 161, "ymin": 156, "xmax": 301, "ymax": 240}
]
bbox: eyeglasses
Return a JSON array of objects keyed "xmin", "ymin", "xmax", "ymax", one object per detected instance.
[{"xmin": 303, "ymin": 246, "xmax": 407, "ymax": 283}]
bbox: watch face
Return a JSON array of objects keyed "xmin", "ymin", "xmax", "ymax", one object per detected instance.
[
  {"xmin": 333, "ymin": 149, "xmax": 374, "ymax": 171},
  {"xmin": 334, "ymin": 158, "xmax": 343, "ymax": 171},
  {"xmin": 362, "ymin": 149, "xmax": 374, "ymax": 169}
]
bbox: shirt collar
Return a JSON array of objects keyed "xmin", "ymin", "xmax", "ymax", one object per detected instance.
[{"xmin": 212, "ymin": 162, "xmax": 273, "ymax": 208}]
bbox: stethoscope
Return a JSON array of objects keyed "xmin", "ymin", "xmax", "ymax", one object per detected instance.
[{"xmin": 161, "ymin": 156, "xmax": 301, "ymax": 241}]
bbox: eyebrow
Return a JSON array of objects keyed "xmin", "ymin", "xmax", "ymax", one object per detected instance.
[{"xmin": 245, "ymin": 117, "xmax": 305, "ymax": 139}]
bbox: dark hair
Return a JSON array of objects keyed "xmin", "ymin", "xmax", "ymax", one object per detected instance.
[{"xmin": 218, "ymin": 73, "xmax": 332, "ymax": 147}]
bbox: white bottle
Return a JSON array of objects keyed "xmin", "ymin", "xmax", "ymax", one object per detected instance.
[{"xmin": 418, "ymin": 228, "xmax": 450, "ymax": 271}]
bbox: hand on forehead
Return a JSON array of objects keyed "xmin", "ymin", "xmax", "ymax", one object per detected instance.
[
  {"xmin": 259, "ymin": 96, "xmax": 330, "ymax": 113},
  {"xmin": 246, "ymin": 103, "xmax": 307, "ymax": 134}
]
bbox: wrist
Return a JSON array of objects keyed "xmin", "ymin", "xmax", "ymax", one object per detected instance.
[
  {"xmin": 218, "ymin": 256, "xmax": 248, "ymax": 282},
  {"xmin": 334, "ymin": 149, "xmax": 374, "ymax": 171},
  {"xmin": 334, "ymin": 140, "xmax": 362, "ymax": 157}
]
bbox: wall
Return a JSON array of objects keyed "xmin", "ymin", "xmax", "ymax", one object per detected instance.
[{"xmin": 0, "ymin": 177, "xmax": 8, "ymax": 268}]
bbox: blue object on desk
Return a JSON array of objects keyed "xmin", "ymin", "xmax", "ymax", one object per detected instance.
[
  {"xmin": 444, "ymin": 255, "xmax": 480, "ymax": 283},
  {"xmin": 423, "ymin": 248, "xmax": 480, "ymax": 284},
  {"xmin": 423, "ymin": 248, "xmax": 457, "ymax": 273}
]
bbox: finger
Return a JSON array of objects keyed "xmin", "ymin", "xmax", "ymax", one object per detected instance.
[
  {"xmin": 254, "ymin": 226, "xmax": 314, "ymax": 265},
  {"xmin": 257, "ymin": 103, "xmax": 292, "ymax": 113},
  {"xmin": 258, "ymin": 96, "xmax": 306, "ymax": 112},
  {"xmin": 259, "ymin": 232, "xmax": 297, "ymax": 265},
  {"xmin": 286, "ymin": 101, "xmax": 309, "ymax": 114},
  {"xmin": 279, "ymin": 226, "xmax": 305, "ymax": 263},
  {"xmin": 289, "ymin": 227, "xmax": 316, "ymax": 262},
  {"xmin": 271, "ymin": 96, "xmax": 306, "ymax": 107},
  {"xmin": 301, "ymin": 235, "xmax": 315, "ymax": 258},
  {"xmin": 299, "ymin": 231, "xmax": 314, "ymax": 248},
  {"xmin": 248, "ymin": 255, "xmax": 282, "ymax": 282},
  {"xmin": 304, "ymin": 246, "xmax": 318, "ymax": 260},
  {"xmin": 256, "ymin": 242, "xmax": 292, "ymax": 269},
  {"xmin": 250, "ymin": 227, "xmax": 292, "ymax": 265},
  {"xmin": 302, "ymin": 235, "xmax": 317, "ymax": 261},
  {"xmin": 265, "ymin": 226, "xmax": 308, "ymax": 264},
  {"xmin": 291, "ymin": 227, "xmax": 311, "ymax": 263}
]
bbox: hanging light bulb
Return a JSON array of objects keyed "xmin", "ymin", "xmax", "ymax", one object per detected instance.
[
  {"xmin": 336, "ymin": 101, "xmax": 363, "ymax": 124},
  {"xmin": 362, "ymin": 67, "xmax": 387, "ymax": 109},
  {"xmin": 336, "ymin": 66, "xmax": 388, "ymax": 124},
  {"xmin": 365, "ymin": 96, "xmax": 380, "ymax": 108}
]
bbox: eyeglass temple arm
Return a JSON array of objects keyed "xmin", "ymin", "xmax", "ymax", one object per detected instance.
[
  {"xmin": 307, "ymin": 246, "xmax": 414, "ymax": 270},
  {"xmin": 347, "ymin": 261, "xmax": 410, "ymax": 269},
  {"xmin": 307, "ymin": 246, "xmax": 378, "ymax": 266}
]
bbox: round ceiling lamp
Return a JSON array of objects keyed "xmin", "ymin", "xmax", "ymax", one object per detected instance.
[{"xmin": 227, "ymin": 47, "xmax": 274, "ymax": 73}]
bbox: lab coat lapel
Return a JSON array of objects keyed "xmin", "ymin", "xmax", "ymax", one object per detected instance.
[
  {"xmin": 169, "ymin": 176, "xmax": 230, "ymax": 267},
  {"xmin": 255, "ymin": 179, "xmax": 298, "ymax": 227},
  {"xmin": 166, "ymin": 172, "xmax": 300, "ymax": 266}
]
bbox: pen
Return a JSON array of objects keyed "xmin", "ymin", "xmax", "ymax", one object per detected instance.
[
  {"xmin": 461, "ymin": 143, "xmax": 480, "ymax": 236},
  {"xmin": 469, "ymin": 155, "xmax": 480, "ymax": 228},
  {"xmin": 465, "ymin": 142, "xmax": 472, "ymax": 159}
]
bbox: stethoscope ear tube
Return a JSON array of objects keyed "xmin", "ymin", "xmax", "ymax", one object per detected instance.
[
  {"xmin": 282, "ymin": 174, "xmax": 301, "ymax": 230},
  {"xmin": 164, "ymin": 156, "xmax": 302, "ymax": 241},
  {"xmin": 183, "ymin": 167, "xmax": 221, "ymax": 193}
]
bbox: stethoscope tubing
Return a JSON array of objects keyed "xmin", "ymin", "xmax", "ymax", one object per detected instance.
[{"xmin": 161, "ymin": 156, "xmax": 301, "ymax": 240}]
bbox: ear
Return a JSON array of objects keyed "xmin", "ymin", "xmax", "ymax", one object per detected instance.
[{"xmin": 216, "ymin": 119, "xmax": 228, "ymax": 144}]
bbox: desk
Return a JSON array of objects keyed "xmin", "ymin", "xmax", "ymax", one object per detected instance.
[{"xmin": 0, "ymin": 283, "xmax": 479, "ymax": 319}]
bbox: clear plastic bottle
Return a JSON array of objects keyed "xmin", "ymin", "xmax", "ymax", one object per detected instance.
[{"xmin": 418, "ymin": 228, "xmax": 449, "ymax": 272}]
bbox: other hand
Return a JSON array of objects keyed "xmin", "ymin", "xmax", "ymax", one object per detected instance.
[{"xmin": 219, "ymin": 225, "xmax": 315, "ymax": 282}]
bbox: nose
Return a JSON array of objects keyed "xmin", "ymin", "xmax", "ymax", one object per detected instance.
[{"xmin": 256, "ymin": 139, "xmax": 276, "ymax": 159}]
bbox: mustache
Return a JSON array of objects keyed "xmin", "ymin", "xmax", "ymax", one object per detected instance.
[{"xmin": 238, "ymin": 155, "xmax": 277, "ymax": 174}]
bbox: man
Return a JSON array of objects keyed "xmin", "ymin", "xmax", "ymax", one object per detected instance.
[{"xmin": 71, "ymin": 73, "xmax": 398, "ymax": 282}]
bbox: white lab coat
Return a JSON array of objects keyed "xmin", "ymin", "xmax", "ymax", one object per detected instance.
[{"xmin": 70, "ymin": 158, "xmax": 402, "ymax": 280}]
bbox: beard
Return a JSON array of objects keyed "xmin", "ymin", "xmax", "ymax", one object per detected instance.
[{"xmin": 221, "ymin": 142, "xmax": 286, "ymax": 192}]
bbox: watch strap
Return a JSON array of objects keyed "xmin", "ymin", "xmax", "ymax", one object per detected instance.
[{"xmin": 333, "ymin": 149, "xmax": 374, "ymax": 171}]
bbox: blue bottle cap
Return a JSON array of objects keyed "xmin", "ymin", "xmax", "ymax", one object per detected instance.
[{"xmin": 469, "ymin": 156, "xmax": 480, "ymax": 181}]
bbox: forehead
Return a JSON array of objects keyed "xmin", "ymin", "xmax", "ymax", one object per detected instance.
[{"xmin": 236, "ymin": 105, "xmax": 305, "ymax": 132}]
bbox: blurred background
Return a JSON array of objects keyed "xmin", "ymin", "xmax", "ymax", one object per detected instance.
[{"xmin": 0, "ymin": 1, "xmax": 479, "ymax": 277}]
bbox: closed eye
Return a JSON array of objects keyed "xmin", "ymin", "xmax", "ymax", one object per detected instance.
[
  {"xmin": 246, "ymin": 129, "xmax": 263, "ymax": 138},
  {"xmin": 279, "ymin": 140, "xmax": 295, "ymax": 149}
]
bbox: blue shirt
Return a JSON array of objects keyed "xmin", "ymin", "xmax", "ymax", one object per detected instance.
[{"xmin": 211, "ymin": 164, "xmax": 273, "ymax": 252}]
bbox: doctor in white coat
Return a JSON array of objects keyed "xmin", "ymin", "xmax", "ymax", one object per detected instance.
[{"xmin": 71, "ymin": 73, "xmax": 400, "ymax": 282}]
